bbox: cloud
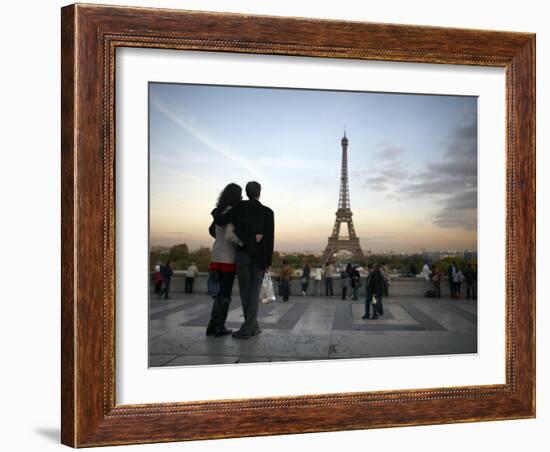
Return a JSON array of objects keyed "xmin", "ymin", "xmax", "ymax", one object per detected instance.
[
  {"xmin": 359, "ymin": 116, "xmax": 478, "ymax": 231},
  {"xmin": 376, "ymin": 147, "xmax": 405, "ymax": 161},
  {"xmin": 432, "ymin": 190, "xmax": 477, "ymax": 229},
  {"xmin": 361, "ymin": 146, "xmax": 409, "ymax": 191}
]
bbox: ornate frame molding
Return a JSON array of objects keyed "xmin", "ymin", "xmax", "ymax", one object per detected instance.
[{"xmin": 61, "ymin": 4, "xmax": 535, "ymax": 447}]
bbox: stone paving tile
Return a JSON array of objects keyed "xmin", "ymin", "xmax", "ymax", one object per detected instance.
[
  {"xmin": 291, "ymin": 300, "xmax": 337, "ymax": 333},
  {"xmin": 442, "ymin": 303, "xmax": 477, "ymax": 323},
  {"xmin": 149, "ymin": 298, "xmax": 208, "ymax": 321},
  {"xmin": 148, "ymin": 294, "xmax": 478, "ymax": 367},
  {"xmin": 148, "ymin": 354, "xmax": 178, "ymax": 367},
  {"xmin": 350, "ymin": 303, "xmax": 412, "ymax": 325},
  {"xmin": 398, "ymin": 302, "xmax": 446, "ymax": 331},
  {"xmin": 420, "ymin": 304, "xmax": 476, "ymax": 333},
  {"xmin": 149, "ymin": 298, "xmax": 192, "ymax": 315},
  {"xmin": 162, "ymin": 355, "xmax": 238, "ymax": 366},
  {"xmin": 328, "ymin": 330, "xmax": 477, "ymax": 358},
  {"xmin": 149, "ymin": 326, "xmax": 331, "ymax": 359}
]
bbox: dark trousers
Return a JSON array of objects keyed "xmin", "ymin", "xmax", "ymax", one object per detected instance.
[
  {"xmin": 448, "ymin": 279, "xmax": 455, "ymax": 298},
  {"xmin": 185, "ymin": 277, "xmax": 195, "ymax": 293},
  {"xmin": 154, "ymin": 281, "xmax": 163, "ymax": 295},
  {"xmin": 325, "ymin": 278, "xmax": 333, "ymax": 296},
  {"xmin": 160, "ymin": 279, "xmax": 171, "ymax": 299},
  {"xmin": 206, "ymin": 270, "xmax": 236, "ymax": 334},
  {"xmin": 383, "ymin": 280, "xmax": 389, "ymax": 297},
  {"xmin": 217, "ymin": 270, "xmax": 236, "ymax": 298},
  {"xmin": 281, "ymin": 279, "xmax": 290, "ymax": 301},
  {"xmin": 434, "ymin": 281, "xmax": 441, "ymax": 298},
  {"xmin": 301, "ymin": 279, "xmax": 309, "ymax": 295},
  {"xmin": 365, "ymin": 291, "xmax": 383, "ymax": 318},
  {"xmin": 341, "ymin": 287, "xmax": 348, "ymax": 300},
  {"xmin": 466, "ymin": 282, "xmax": 477, "ymax": 300},
  {"xmin": 352, "ymin": 285, "xmax": 359, "ymax": 300},
  {"xmin": 236, "ymin": 252, "xmax": 264, "ymax": 336}
]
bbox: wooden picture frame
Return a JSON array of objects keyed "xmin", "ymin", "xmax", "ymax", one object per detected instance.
[{"xmin": 61, "ymin": 3, "xmax": 535, "ymax": 447}]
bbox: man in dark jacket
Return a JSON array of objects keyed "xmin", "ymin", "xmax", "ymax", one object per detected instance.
[
  {"xmin": 363, "ymin": 264, "xmax": 384, "ymax": 319},
  {"xmin": 464, "ymin": 263, "xmax": 477, "ymax": 300},
  {"xmin": 159, "ymin": 261, "xmax": 173, "ymax": 300},
  {"xmin": 213, "ymin": 181, "xmax": 274, "ymax": 339}
]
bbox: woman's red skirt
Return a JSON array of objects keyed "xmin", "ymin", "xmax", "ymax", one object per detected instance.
[{"xmin": 209, "ymin": 262, "xmax": 236, "ymax": 273}]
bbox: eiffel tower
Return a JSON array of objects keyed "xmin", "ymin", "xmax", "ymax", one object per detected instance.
[{"xmin": 321, "ymin": 132, "xmax": 366, "ymax": 265}]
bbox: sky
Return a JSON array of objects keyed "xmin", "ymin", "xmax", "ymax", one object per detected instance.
[{"xmin": 149, "ymin": 82, "xmax": 478, "ymax": 253}]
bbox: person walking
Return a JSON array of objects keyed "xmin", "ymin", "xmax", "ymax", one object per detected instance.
[
  {"xmin": 159, "ymin": 261, "xmax": 173, "ymax": 300},
  {"xmin": 213, "ymin": 181, "xmax": 274, "ymax": 339},
  {"xmin": 465, "ymin": 263, "xmax": 477, "ymax": 300},
  {"xmin": 324, "ymin": 261, "xmax": 335, "ymax": 296},
  {"xmin": 185, "ymin": 262, "xmax": 199, "ymax": 294},
  {"xmin": 205, "ymin": 183, "xmax": 243, "ymax": 337},
  {"xmin": 351, "ymin": 265, "xmax": 361, "ymax": 300},
  {"xmin": 279, "ymin": 259, "xmax": 291, "ymax": 302},
  {"xmin": 363, "ymin": 263, "xmax": 384, "ymax": 319},
  {"xmin": 301, "ymin": 263, "xmax": 311, "ymax": 296}
]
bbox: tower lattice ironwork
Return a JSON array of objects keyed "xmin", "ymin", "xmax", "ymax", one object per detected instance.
[{"xmin": 321, "ymin": 132, "xmax": 366, "ymax": 264}]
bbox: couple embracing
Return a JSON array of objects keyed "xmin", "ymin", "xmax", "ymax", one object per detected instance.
[{"xmin": 206, "ymin": 181, "xmax": 274, "ymax": 339}]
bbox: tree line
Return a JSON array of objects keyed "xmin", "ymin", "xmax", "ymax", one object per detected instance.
[{"xmin": 150, "ymin": 244, "xmax": 477, "ymax": 274}]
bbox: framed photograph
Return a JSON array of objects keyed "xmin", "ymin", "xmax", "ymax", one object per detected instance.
[{"xmin": 61, "ymin": 3, "xmax": 535, "ymax": 447}]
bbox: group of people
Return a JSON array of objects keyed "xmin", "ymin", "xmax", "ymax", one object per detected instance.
[
  {"xmin": 340, "ymin": 262, "xmax": 390, "ymax": 302},
  {"xmin": 298, "ymin": 263, "xmax": 328, "ymax": 298},
  {"xmin": 206, "ymin": 181, "xmax": 274, "ymax": 339},
  {"xmin": 152, "ymin": 261, "xmax": 199, "ymax": 299},
  {"xmin": 446, "ymin": 262, "xmax": 477, "ymax": 299},
  {"xmin": 421, "ymin": 261, "xmax": 477, "ymax": 299},
  {"xmin": 278, "ymin": 261, "xmax": 390, "ymax": 304}
]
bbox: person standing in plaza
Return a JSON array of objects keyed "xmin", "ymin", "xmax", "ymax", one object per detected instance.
[
  {"xmin": 341, "ymin": 265, "xmax": 352, "ymax": 300},
  {"xmin": 185, "ymin": 262, "xmax": 199, "ymax": 294},
  {"xmin": 205, "ymin": 183, "xmax": 243, "ymax": 337},
  {"xmin": 454, "ymin": 266, "xmax": 465, "ymax": 299},
  {"xmin": 279, "ymin": 259, "xmax": 292, "ymax": 302},
  {"xmin": 464, "ymin": 263, "xmax": 477, "ymax": 300},
  {"xmin": 422, "ymin": 260, "xmax": 431, "ymax": 290},
  {"xmin": 363, "ymin": 263, "xmax": 384, "ymax": 319},
  {"xmin": 301, "ymin": 262, "xmax": 311, "ymax": 296},
  {"xmin": 153, "ymin": 261, "xmax": 163, "ymax": 297},
  {"xmin": 382, "ymin": 262, "xmax": 390, "ymax": 296},
  {"xmin": 431, "ymin": 264, "xmax": 442, "ymax": 298},
  {"xmin": 324, "ymin": 261, "xmax": 335, "ymax": 296},
  {"xmin": 160, "ymin": 261, "xmax": 173, "ymax": 300},
  {"xmin": 447, "ymin": 262, "xmax": 456, "ymax": 298},
  {"xmin": 351, "ymin": 265, "xmax": 361, "ymax": 300},
  {"xmin": 312, "ymin": 266, "xmax": 323, "ymax": 297},
  {"xmin": 213, "ymin": 181, "xmax": 274, "ymax": 339}
]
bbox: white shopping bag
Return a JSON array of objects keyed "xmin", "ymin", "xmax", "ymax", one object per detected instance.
[
  {"xmin": 260, "ymin": 272, "xmax": 276, "ymax": 304},
  {"xmin": 372, "ymin": 295, "xmax": 378, "ymax": 305}
]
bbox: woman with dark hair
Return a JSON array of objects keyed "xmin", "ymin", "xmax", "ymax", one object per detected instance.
[{"xmin": 206, "ymin": 183, "xmax": 243, "ymax": 337}]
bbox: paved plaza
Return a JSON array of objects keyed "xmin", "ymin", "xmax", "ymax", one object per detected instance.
[{"xmin": 149, "ymin": 292, "xmax": 477, "ymax": 367}]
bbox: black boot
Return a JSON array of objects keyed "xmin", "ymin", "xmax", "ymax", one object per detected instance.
[
  {"xmin": 214, "ymin": 296, "xmax": 233, "ymax": 337},
  {"xmin": 206, "ymin": 295, "xmax": 221, "ymax": 336}
]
